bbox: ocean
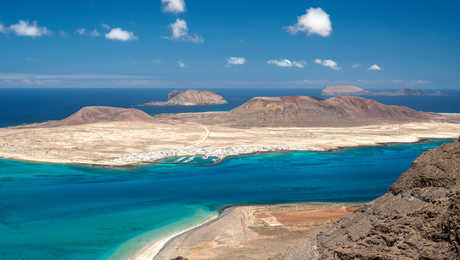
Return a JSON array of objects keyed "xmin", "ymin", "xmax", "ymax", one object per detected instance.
[
  {"xmin": 1, "ymin": 88, "xmax": 459, "ymax": 127},
  {"xmin": 0, "ymin": 88, "xmax": 459, "ymax": 260}
]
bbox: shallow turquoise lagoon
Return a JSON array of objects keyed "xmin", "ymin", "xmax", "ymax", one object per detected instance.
[{"xmin": 0, "ymin": 139, "xmax": 451, "ymax": 259}]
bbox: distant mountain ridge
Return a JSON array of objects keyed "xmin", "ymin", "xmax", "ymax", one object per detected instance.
[
  {"xmin": 158, "ymin": 95, "xmax": 439, "ymax": 127},
  {"xmin": 140, "ymin": 89, "xmax": 228, "ymax": 106},
  {"xmin": 26, "ymin": 96, "xmax": 441, "ymax": 128},
  {"xmin": 322, "ymin": 85, "xmax": 445, "ymax": 96},
  {"xmin": 220, "ymin": 95, "xmax": 435, "ymax": 127}
]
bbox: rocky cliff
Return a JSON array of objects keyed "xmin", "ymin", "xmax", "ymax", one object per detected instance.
[
  {"xmin": 312, "ymin": 137, "xmax": 460, "ymax": 259},
  {"xmin": 140, "ymin": 89, "xmax": 228, "ymax": 106}
]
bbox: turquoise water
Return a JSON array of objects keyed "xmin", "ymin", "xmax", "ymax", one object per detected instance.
[{"xmin": 0, "ymin": 139, "xmax": 451, "ymax": 259}]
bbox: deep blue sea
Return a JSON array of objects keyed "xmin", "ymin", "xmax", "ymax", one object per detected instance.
[
  {"xmin": 1, "ymin": 88, "xmax": 460, "ymax": 127},
  {"xmin": 0, "ymin": 88, "xmax": 459, "ymax": 260}
]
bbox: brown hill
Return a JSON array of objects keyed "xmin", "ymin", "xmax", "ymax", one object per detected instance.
[
  {"xmin": 216, "ymin": 96, "xmax": 435, "ymax": 127},
  {"xmin": 41, "ymin": 106, "xmax": 154, "ymax": 127},
  {"xmin": 140, "ymin": 89, "xmax": 228, "ymax": 106},
  {"xmin": 311, "ymin": 137, "xmax": 460, "ymax": 259}
]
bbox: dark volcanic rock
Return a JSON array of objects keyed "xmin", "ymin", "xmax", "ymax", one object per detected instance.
[
  {"xmin": 314, "ymin": 138, "xmax": 460, "ymax": 260},
  {"xmin": 140, "ymin": 89, "xmax": 228, "ymax": 106}
]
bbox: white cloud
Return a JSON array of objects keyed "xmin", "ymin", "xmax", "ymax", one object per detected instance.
[
  {"xmin": 177, "ymin": 60, "xmax": 185, "ymax": 68},
  {"xmin": 267, "ymin": 59, "xmax": 305, "ymax": 68},
  {"xmin": 161, "ymin": 0, "xmax": 186, "ymax": 14},
  {"xmin": 352, "ymin": 64, "xmax": 360, "ymax": 69},
  {"xmin": 167, "ymin": 18, "xmax": 204, "ymax": 43},
  {"xmin": 287, "ymin": 8, "xmax": 332, "ymax": 37},
  {"xmin": 226, "ymin": 57, "xmax": 246, "ymax": 65},
  {"xmin": 314, "ymin": 59, "xmax": 341, "ymax": 70},
  {"xmin": 368, "ymin": 64, "xmax": 382, "ymax": 71},
  {"xmin": 105, "ymin": 27, "xmax": 137, "ymax": 41},
  {"xmin": 101, "ymin": 24, "xmax": 111, "ymax": 30},
  {"xmin": 0, "ymin": 24, "xmax": 6, "ymax": 33},
  {"xmin": 9, "ymin": 20, "xmax": 50, "ymax": 37}
]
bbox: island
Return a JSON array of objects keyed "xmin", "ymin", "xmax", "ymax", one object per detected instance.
[
  {"xmin": 0, "ymin": 96, "xmax": 459, "ymax": 166},
  {"xmin": 139, "ymin": 89, "xmax": 228, "ymax": 106},
  {"xmin": 322, "ymin": 85, "xmax": 446, "ymax": 96},
  {"xmin": 159, "ymin": 137, "xmax": 460, "ymax": 260}
]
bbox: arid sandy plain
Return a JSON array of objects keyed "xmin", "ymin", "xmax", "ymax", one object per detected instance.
[{"xmin": 1, "ymin": 115, "xmax": 460, "ymax": 166}]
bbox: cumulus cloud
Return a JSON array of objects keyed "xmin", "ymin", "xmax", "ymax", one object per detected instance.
[
  {"xmin": 9, "ymin": 20, "xmax": 50, "ymax": 37},
  {"xmin": 352, "ymin": 64, "xmax": 360, "ymax": 69},
  {"xmin": 177, "ymin": 60, "xmax": 185, "ymax": 68},
  {"xmin": 105, "ymin": 27, "xmax": 137, "ymax": 41},
  {"xmin": 267, "ymin": 59, "xmax": 305, "ymax": 68},
  {"xmin": 368, "ymin": 64, "xmax": 382, "ymax": 71},
  {"xmin": 226, "ymin": 57, "xmax": 246, "ymax": 65},
  {"xmin": 167, "ymin": 18, "xmax": 204, "ymax": 43},
  {"xmin": 314, "ymin": 59, "xmax": 341, "ymax": 70},
  {"xmin": 0, "ymin": 24, "xmax": 6, "ymax": 33},
  {"xmin": 161, "ymin": 0, "xmax": 186, "ymax": 14},
  {"xmin": 287, "ymin": 8, "xmax": 332, "ymax": 37}
]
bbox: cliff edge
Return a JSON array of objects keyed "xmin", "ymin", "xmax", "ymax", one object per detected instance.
[{"xmin": 312, "ymin": 137, "xmax": 460, "ymax": 259}]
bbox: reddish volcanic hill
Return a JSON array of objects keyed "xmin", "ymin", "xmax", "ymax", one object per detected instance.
[
  {"xmin": 43, "ymin": 106, "xmax": 154, "ymax": 127},
  {"xmin": 221, "ymin": 96, "xmax": 435, "ymax": 127},
  {"xmin": 140, "ymin": 89, "xmax": 228, "ymax": 106}
]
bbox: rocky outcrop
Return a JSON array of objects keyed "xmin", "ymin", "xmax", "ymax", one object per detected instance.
[
  {"xmin": 40, "ymin": 106, "xmax": 154, "ymax": 127},
  {"xmin": 322, "ymin": 86, "xmax": 446, "ymax": 96},
  {"xmin": 140, "ymin": 89, "xmax": 228, "ymax": 106},
  {"xmin": 217, "ymin": 96, "xmax": 436, "ymax": 127},
  {"xmin": 313, "ymin": 138, "xmax": 460, "ymax": 260}
]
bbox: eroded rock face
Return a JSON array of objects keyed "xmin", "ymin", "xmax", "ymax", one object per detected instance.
[
  {"xmin": 315, "ymin": 138, "xmax": 460, "ymax": 260},
  {"xmin": 141, "ymin": 89, "xmax": 228, "ymax": 106}
]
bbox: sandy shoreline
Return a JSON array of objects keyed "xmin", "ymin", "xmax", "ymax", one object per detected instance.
[
  {"xmin": 131, "ymin": 213, "xmax": 220, "ymax": 260},
  {"xmin": 138, "ymin": 202, "xmax": 361, "ymax": 260},
  {"xmin": 1, "ymin": 120, "xmax": 459, "ymax": 167}
]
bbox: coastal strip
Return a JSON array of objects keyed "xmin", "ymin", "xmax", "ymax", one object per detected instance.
[
  {"xmin": 1, "ymin": 120, "xmax": 460, "ymax": 167},
  {"xmin": 136, "ymin": 203, "xmax": 361, "ymax": 260},
  {"xmin": 131, "ymin": 213, "xmax": 220, "ymax": 260}
]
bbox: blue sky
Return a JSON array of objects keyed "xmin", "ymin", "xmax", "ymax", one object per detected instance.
[{"xmin": 1, "ymin": 0, "xmax": 459, "ymax": 89}]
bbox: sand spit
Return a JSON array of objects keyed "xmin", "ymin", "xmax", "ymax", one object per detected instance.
[
  {"xmin": 131, "ymin": 214, "xmax": 219, "ymax": 260},
  {"xmin": 147, "ymin": 203, "xmax": 360, "ymax": 260}
]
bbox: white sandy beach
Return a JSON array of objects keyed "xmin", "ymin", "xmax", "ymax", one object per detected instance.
[{"xmin": 131, "ymin": 213, "xmax": 219, "ymax": 260}]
